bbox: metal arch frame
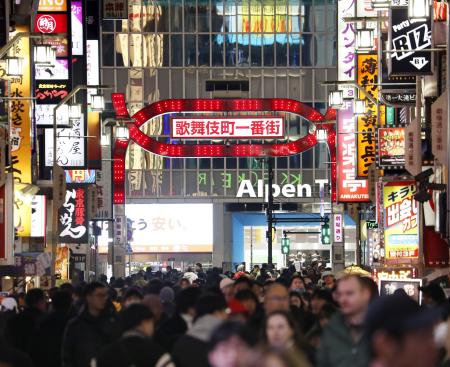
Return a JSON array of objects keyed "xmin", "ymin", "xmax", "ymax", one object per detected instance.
[{"xmin": 110, "ymin": 94, "xmax": 337, "ymax": 204}]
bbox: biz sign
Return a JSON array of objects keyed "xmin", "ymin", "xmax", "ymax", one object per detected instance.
[
  {"xmin": 389, "ymin": 4, "xmax": 432, "ymax": 75},
  {"xmin": 236, "ymin": 179, "xmax": 328, "ymax": 201},
  {"xmin": 171, "ymin": 117, "xmax": 284, "ymax": 139}
]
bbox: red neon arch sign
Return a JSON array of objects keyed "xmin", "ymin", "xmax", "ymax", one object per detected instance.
[{"xmin": 111, "ymin": 94, "xmax": 337, "ymax": 204}]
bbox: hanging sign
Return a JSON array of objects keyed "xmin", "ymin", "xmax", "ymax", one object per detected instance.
[
  {"xmin": 378, "ymin": 127, "xmax": 406, "ymax": 167},
  {"xmin": 334, "ymin": 214, "xmax": 344, "ymax": 242},
  {"xmin": 38, "ymin": 0, "xmax": 67, "ymax": 12},
  {"xmin": 34, "ymin": 13, "xmax": 68, "ymax": 33},
  {"xmin": 337, "ymin": 100, "xmax": 369, "ymax": 202},
  {"xmin": 103, "ymin": 0, "xmax": 128, "ymax": 19},
  {"xmin": 389, "ymin": 5, "xmax": 432, "ymax": 75},
  {"xmin": 35, "ymin": 59, "xmax": 69, "ymax": 80},
  {"xmin": 35, "ymin": 81, "xmax": 69, "ymax": 104},
  {"xmin": 31, "ymin": 195, "xmax": 46, "ymax": 237},
  {"xmin": 71, "ymin": 1, "xmax": 83, "ymax": 55},
  {"xmin": 431, "ymin": 90, "xmax": 448, "ymax": 166},
  {"xmin": 404, "ymin": 118, "xmax": 422, "ymax": 176},
  {"xmin": 58, "ymin": 184, "xmax": 88, "ymax": 243},
  {"xmin": 337, "ymin": 0, "xmax": 356, "ymax": 98}
]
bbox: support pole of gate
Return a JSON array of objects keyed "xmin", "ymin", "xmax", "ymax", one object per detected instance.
[{"xmin": 266, "ymin": 157, "xmax": 274, "ymax": 267}]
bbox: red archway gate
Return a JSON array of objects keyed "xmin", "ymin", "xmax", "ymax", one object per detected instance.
[{"xmin": 111, "ymin": 94, "xmax": 337, "ymax": 204}]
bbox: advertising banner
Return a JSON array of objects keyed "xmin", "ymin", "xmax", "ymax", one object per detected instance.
[
  {"xmin": 126, "ymin": 204, "xmax": 213, "ymax": 253},
  {"xmin": 58, "ymin": 184, "xmax": 88, "ymax": 243},
  {"xmin": 404, "ymin": 118, "xmax": 422, "ymax": 175},
  {"xmin": 65, "ymin": 170, "xmax": 96, "ymax": 184},
  {"xmin": 38, "ymin": 0, "xmax": 67, "ymax": 12},
  {"xmin": 95, "ymin": 146, "xmax": 112, "ymax": 218},
  {"xmin": 389, "ymin": 5, "xmax": 432, "ymax": 75},
  {"xmin": 171, "ymin": 117, "xmax": 284, "ymax": 139},
  {"xmin": 383, "ymin": 182, "xmax": 419, "ymax": 262},
  {"xmin": 71, "ymin": 1, "xmax": 83, "ymax": 55},
  {"xmin": 34, "ymin": 13, "xmax": 68, "ymax": 33},
  {"xmin": 55, "ymin": 246, "xmax": 69, "ymax": 280},
  {"xmin": 378, "ymin": 127, "xmax": 406, "ymax": 167},
  {"xmin": 337, "ymin": 100, "xmax": 369, "ymax": 201},
  {"xmin": 35, "ymin": 81, "xmax": 69, "ymax": 104},
  {"xmin": 337, "ymin": 0, "xmax": 356, "ymax": 98},
  {"xmin": 10, "ymin": 26, "xmax": 32, "ymax": 237},
  {"xmin": 35, "ymin": 59, "xmax": 69, "ymax": 80},
  {"xmin": 103, "ymin": 0, "xmax": 128, "ymax": 19},
  {"xmin": 334, "ymin": 214, "xmax": 343, "ymax": 242},
  {"xmin": 357, "ymin": 54, "xmax": 379, "ymax": 177},
  {"xmin": 431, "ymin": 90, "xmax": 448, "ymax": 166},
  {"xmin": 31, "ymin": 195, "xmax": 46, "ymax": 237},
  {"xmin": 14, "ymin": 252, "xmax": 52, "ymax": 277}
]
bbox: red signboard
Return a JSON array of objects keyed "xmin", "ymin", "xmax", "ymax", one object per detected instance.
[
  {"xmin": 171, "ymin": 116, "xmax": 284, "ymax": 139},
  {"xmin": 34, "ymin": 13, "xmax": 68, "ymax": 33}
]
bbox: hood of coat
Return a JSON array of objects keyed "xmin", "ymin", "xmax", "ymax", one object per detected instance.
[{"xmin": 187, "ymin": 314, "xmax": 223, "ymax": 342}]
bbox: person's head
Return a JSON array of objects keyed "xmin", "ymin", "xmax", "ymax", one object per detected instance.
[
  {"xmin": 336, "ymin": 274, "xmax": 372, "ymax": 318},
  {"xmin": 419, "ymin": 283, "xmax": 447, "ymax": 308},
  {"xmin": 179, "ymin": 278, "xmax": 191, "ymax": 289},
  {"xmin": 264, "ymin": 283, "xmax": 289, "ymax": 315},
  {"xmin": 310, "ymin": 289, "xmax": 333, "ymax": 315},
  {"xmin": 235, "ymin": 289, "xmax": 259, "ymax": 315},
  {"xmin": 85, "ymin": 282, "xmax": 108, "ymax": 314},
  {"xmin": 322, "ymin": 271, "xmax": 336, "ymax": 288},
  {"xmin": 220, "ymin": 278, "xmax": 235, "ymax": 302},
  {"xmin": 289, "ymin": 275, "xmax": 305, "ymax": 292},
  {"xmin": 120, "ymin": 303, "xmax": 155, "ymax": 337},
  {"xmin": 195, "ymin": 263, "xmax": 203, "ymax": 272},
  {"xmin": 25, "ymin": 288, "xmax": 46, "ymax": 312},
  {"xmin": 365, "ymin": 292, "xmax": 441, "ymax": 367},
  {"xmin": 234, "ymin": 277, "xmax": 253, "ymax": 293},
  {"xmin": 142, "ymin": 294, "xmax": 163, "ymax": 321},
  {"xmin": 195, "ymin": 292, "xmax": 228, "ymax": 320},
  {"xmin": 289, "ymin": 291, "xmax": 303, "ymax": 309},
  {"xmin": 318, "ymin": 303, "xmax": 337, "ymax": 328},
  {"xmin": 264, "ymin": 310, "xmax": 299, "ymax": 349},
  {"xmin": 122, "ymin": 287, "xmax": 143, "ymax": 308},
  {"xmin": 208, "ymin": 321, "xmax": 255, "ymax": 367},
  {"xmin": 51, "ymin": 290, "xmax": 72, "ymax": 313},
  {"xmin": 176, "ymin": 287, "xmax": 202, "ymax": 316}
]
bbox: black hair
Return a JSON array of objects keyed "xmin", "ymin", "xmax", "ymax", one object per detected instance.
[
  {"xmin": 144, "ymin": 278, "xmax": 164, "ymax": 295},
  {"xmin": 289, "ymin": 275, "xmax": 306, "ymax": 288},
  {"xmin": 234, "ymin": 277, "xmax": 253, "ymax": 288},
  {"xmin": 359, "ymin": 276, "xmax": 379, "ymax": 300},
  {"xmin": 120, "ymin": 303, "xmax": 154, "ymax": 333},
  {"xmin": 235, "ymin": 289, "xmax": 259, "ymax": 304},
  {"xmin": 195, "ymin": 292, "xmax": 227, "ymax": 319},
  {"xmin": 318, "ymin": 303, "xmax": 337, "ymax": 320},
  {"xmin": 51, "ymin": 290, "xmax": 72, "ymax": 312},
  {"xmin": 122, "ymin": 287, "xmax": 143, "ymax": 302},
  {"xmin": 60, "ymin": 283, "xmax": 74, "ymax": 295},
  {"xmin": 311, "ymin": 288, "xmax": 333, "ymax": 303},
  {"xmin": 209, "ymin": 320, "xmax": 257, "ymax": 349},
  {"xmin": 25, "ymin": 288, "xmax": 45, "ymax": 308},
  {"xmin": 176, "ymin": 287, "xmax": 202, "ymax": 314},
  {"xmin": 84, "ymin": 281, "xmax": 106, "ymax": 296}
]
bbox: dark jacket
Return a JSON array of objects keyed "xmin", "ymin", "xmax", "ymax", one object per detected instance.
[
  {"xmin": 29, "ymin": 310, "xmax": 70, "ymax": 367},
  {"xmin": 96, "ymin": 331, "xmax": 173, "ymax": 367},
  {"xmin": 5, "ymin": 307, "xmax": 44, "ymax": 353},
  {"xmin": 0, "ymin": 336, "xmax": 34, "ymax": 367},
  {"xmin": 316, "ymin": 312, "xmax": 370, "ymax": 367},
  {"xmin": 157, "ymin": 313, "xmax": 188, "ymax": 350},
  {"xmin": 61, "ymin": 306, "xmax": 117, "ymax": 367},
  {"xmin": 171, "ymin": 314, "xmax": 222, "ymax": 367}
]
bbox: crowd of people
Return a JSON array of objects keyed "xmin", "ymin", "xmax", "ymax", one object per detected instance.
[{"xmin": 0, "ymin": 262, "xmax": 448, "ymax": 367}]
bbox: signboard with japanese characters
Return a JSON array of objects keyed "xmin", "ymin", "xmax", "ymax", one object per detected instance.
[
  {"xmin": 334, "ymin": 214, "xmax": 344, "ymax": 242},
  {"xmin": 357, "ymin": 54, "xmax": 381, "ymax": 177},
  {"xmin": 31, "ymin": 195, "xmax": 46, "ymax": 237},
  {"xmin": 65, "ymin": 170, "xmax": 96, "ymax": 184},
  {"xmin": 35, "ymin": 81, "xmax": 69, "ymax": 104},
  {"xmin": 378, "ymin": 127, "xmax": 406, "ymax": 167},
  {"xmin": 337, "ymin": 0, "xmax": 356, "ymax": 98},
  {"xmin": 14, "ymin": 252, "xmax": 52, "ymax": 277},
  {"xmin": 404, "ymin": 118, "xmax": 422, "ymax": 175},
  {"xmin": 35, "ymin": 59, "xmax": 69, "ymax": 80},
  {"xmin": 389, "ymin": 5, "xmax": 432, "ymax": 75},
  {"xmin": 34, "ymin": 13, "xmax": 68, "ymax": 33},
  {"xmin": 337, "ymin": 100, "xmax": 369, "ymax": 202},
  {"xmin": 431, "ymin": 90, "xmax": 447, "ymax": 166},
  {"xmin": 103, "ymin": 0, "xmax": 128, "ymax": 19},
  {"xmin": 71, "ymin": 1, "xmax": 83, "ymax": 55},
  {"xmin": 379, "ymin": 278, "xmax": 422, "ymax": 303},
  {"xmin": 38, "ymin": 0, "xmax": 67, "ymax": 12},
  {"xmin": 383, "ymin": 182, "xmax": 419, "ymax": 262},
  {"xmin": 382, "ymin": 92, "xmax": 416, "ymax": 105},
  {"xmin": 44, "ymin": 114, "xmax": 86, "ymax": 168},
  {"xmin": 58, "ymin": 184, "xmax": 88, "ymax": 243},
  {"xmin": 10, "ymin": 26, "xmax": 32, "ymax": 237},
  {"xmin": 171, "ymin": 117, "xmax": 284, "ymax": 139},
  {"xmin": 114, "ymin": 215, "xmax": 127, "ymax": 245},
  {"xmin": 95, "ymin": 146, "xmax": 112, "ymax": 218}
]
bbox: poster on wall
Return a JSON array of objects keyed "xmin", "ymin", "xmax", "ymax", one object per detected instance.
[
  {"xmin": 58, "ymin": 184, "xmax": 88, "ymax": 243},
  {"xmin": 383, "ymin": 181, "xmax": 419, "ymax": 262},
  {"xmin": 337, "ymin": 100, "xmax": 369, "ymax": 202},
  {"xmin": 389, "ymin": 4, "xmax": 432, "ymax": 75},
  {"xmin": 378, "ymin": 127, "xmax": 405, "ymax": 167}
]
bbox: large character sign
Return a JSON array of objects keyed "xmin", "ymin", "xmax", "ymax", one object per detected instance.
[{"xmin": 111, "ymin": 95, "xmax": 337, "ymax": 204}]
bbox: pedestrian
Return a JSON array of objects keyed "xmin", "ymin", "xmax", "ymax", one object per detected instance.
[
  {"xmin": 220, "ymin": 277, "xmax": 235, "ymax": 303},
  {"xmin": 264, "ymin": 282, "xmax": 290, "ymax": 315},
  {"xmin": 321, "ymin": 271, "xmax": 336, "ymax": 290},
  {"xmin": 316, "ymin": 274, "xmax": 374, "ymax": 367},
  {"xmin": 121, "ymin": 286, "xmax": 143, "ymax": 309},
  {"xmin": 95, "ymin": 303, "xmax": 174, "ymax": 367},
  {"xmin": 365, "ymin": 291, "xmax": 441, "ymax": 367},
  {"xmin": 289, "ymin": 275, "xmax": 306, "ymax": 294},
  {"xmin": 171, "ymin": 292, "xmax": 228, "ymax": 367},
  {"xmin": 419, "ymin": 283, "xmax": 447, "ymax": 308},
  {"xmin": 61, "ymin": 282, "xmax": 117, "ymax": 367},
  {"xmin": 29, "ymin": 289, "xmax": 72, "ymax": 367},
  {"xmin": 5, "ymin": 288, "xmax": 46, "ymax": 353},
  {"xmin": 0, "ymin": 297, "xmax": 18, "ymax": 338},
  {"xmin": 0, "ymin": 335, "xmax": 33, "ymax": 367}
]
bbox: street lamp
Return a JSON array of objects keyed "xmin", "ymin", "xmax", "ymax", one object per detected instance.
[
  {"xmin": 328, "ymin": 90, "xmax": 344, "ymax": 109},
  {"xmin": 356, "ymin": 24, "xmax": 375, "ymax": 52},
  {"xmin": 90, "ymin": 94, "xmax": 105, "ymax": 111},
  {"xmin": 5, "ymin": 57, "xmax": 23, "ymax": 76},
  {"xmin": 371, "ymin": 0, "xmax": 390, "ymax": 9},
  {"xmin": 354, "ymin": 99, "xmax": 367, "ymax": 115},
  {"xmin": 68, "ymin": 104, "xmax": 82, "ymax": 120},
  {"xmin": 316, "ymin": 128, "xmax": 328, "ymax": 142},
  {"xmin": 408, "ymin": 0, "xmax": 430, "ymax": 22},
  {"xmin": 34, "ymin": 44, "xmax": 56, "ymax": 66}
]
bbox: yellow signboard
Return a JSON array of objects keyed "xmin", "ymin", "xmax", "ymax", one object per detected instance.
[
  {"xmin": 383, "ymin": 182, "xmax": 419, "ymax": 262},
  {"xmin": 357, "ymin": 54, "xmax": 379, "ymax": 177},
  {"xmin": 38, "ymin": 0, "xmax": 67, "ymax": 12},
  {"xmin": 10, "ymin": 27, "xmax": 32, "ymax": 236}
]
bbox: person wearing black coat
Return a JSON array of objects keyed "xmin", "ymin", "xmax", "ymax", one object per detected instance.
[
  {"xmin": 95, "ymin": 303, "xmax": 174, "ymax": 367},
  {"xmin": 5, "ymin": 288, "xmax": 46, "ymax": 354},
  {"xmin": 0, "ymin": 335, "xmax": 33, "ymax": 367},
  {"xmin": 29, "ymin": 290, "xmax": 72, "ymax": 367},
  {"xmin": 61, "ymin": 282, "xmax": 117, "ymax": 367}
]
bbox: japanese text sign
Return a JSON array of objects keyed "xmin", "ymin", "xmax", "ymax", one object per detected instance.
[
  {"xmin": 383, "ymin": 181, "xmax": 419, "ymax": 262},
  {"xmin": 389, "ymin": 5, "xmax": 432, "ymax": 75},
  {"xmin": 379, "ymin": 278, "xmax": 422, "ymax": 303},
  {"xmin": 65, "ymin": 170, "xmax": 96, "ymax": 184},
  {"xmin": 334, "ymin": 214, "xmax": 344, "ymax": 242},
  {"xmin": 58, "ymin": 184, "xmax": 88, "ymax": 243},
  {"xmin": 357, "ymin": 54, "xmax": 380, "ymax": 177},
  {"xmin": 337, "ymin": 101, "xmax": 369, "ymax": 201},
  {"xmin": 34, "ymin": 13, "xmax": 68, "ymax": 34},
  {"xmin": 431, "ymin": 91, "xmax": 448, "ymax": 166},
  {"xmin": 103, "ymin": 0, "xmax": 128, "ymax": 19},
  {"xmin": 38, "ymin": 0, "xmax": 67, "ymax": 12},
  {"xmin": 337, "ymin": 0, "xmax": 356, "ymax": 98},
  {"xmin": 171, "ymin": 117, "xmax": 284, "ymax": 139},
  {"xmin": 378, "ymin": 127, "xmax": 406, "ymax": 167}
]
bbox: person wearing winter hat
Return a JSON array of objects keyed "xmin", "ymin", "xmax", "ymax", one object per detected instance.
[{"xmin": 220, "ymin": 277, "xmax": 235, "ymax": 303}]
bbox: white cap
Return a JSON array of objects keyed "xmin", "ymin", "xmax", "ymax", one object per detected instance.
[
  {"xmin": 1, "ymin": 297, "xmax": 17, "ymax": 311},
  {"xmin": 220, "ymin": 277, "xmax": 234, "ymax": 290}
]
